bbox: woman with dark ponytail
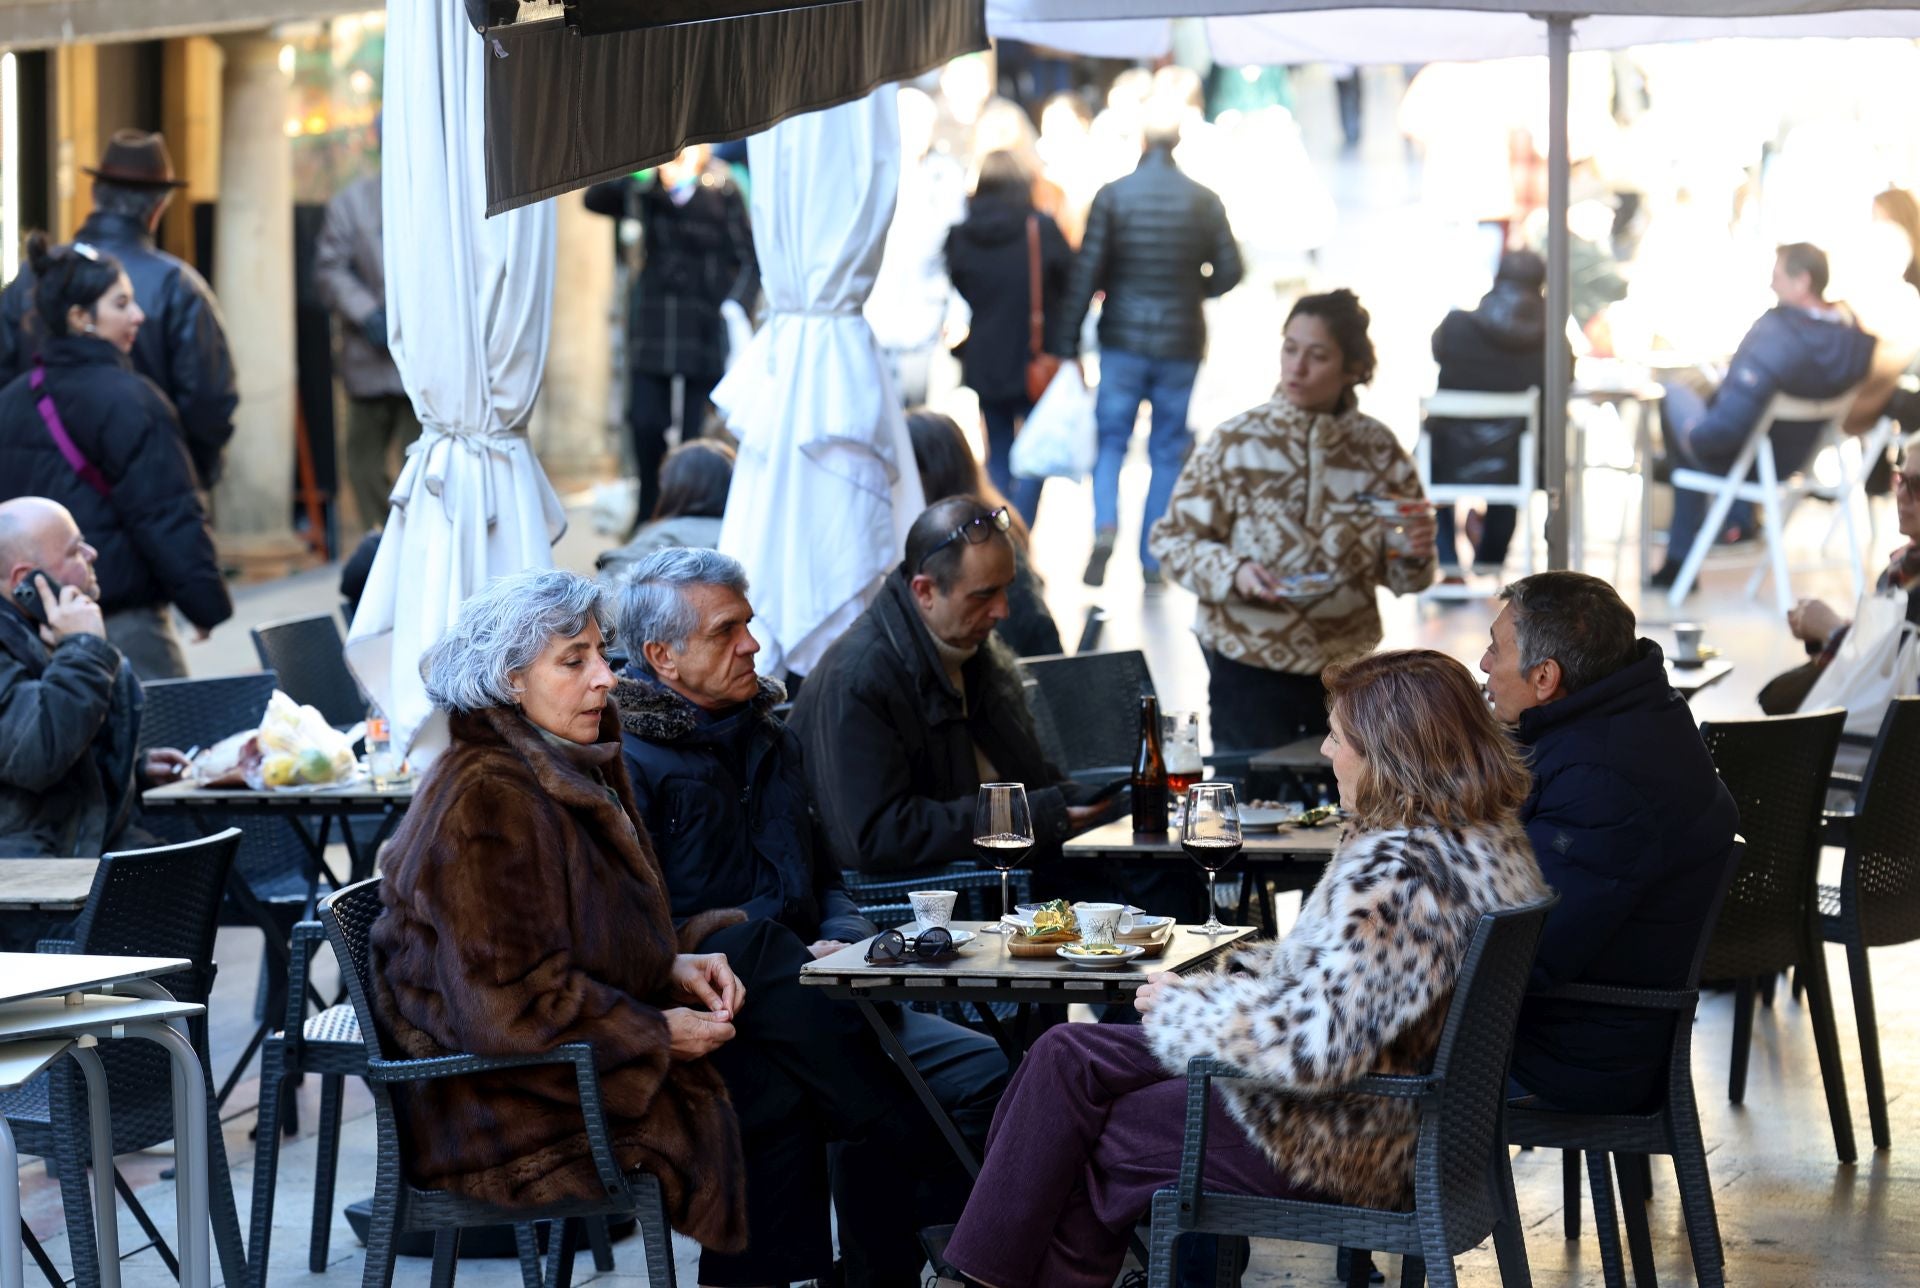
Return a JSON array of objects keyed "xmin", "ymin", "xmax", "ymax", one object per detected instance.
[{"xmin": 0, "ymin": 233, "xmax": 230, "ymax": 678}]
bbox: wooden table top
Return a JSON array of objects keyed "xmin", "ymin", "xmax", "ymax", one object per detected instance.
[
  {"xmin": 0, "ymin": 858, "xmax": 98, "ymax": 911},
  {"xmin": 0, "ymin": 993, "xmax": 202, "ymax": 1042},
  {"xmin": 1667, "ymin": 657, "xmax": 1734, "ymax": 698},
  {"xmin": 143, "ymin": 777, "xmax": 415, "ymax": 810},
  {"xmin": 0, "ymin": 1038, "xmax": 76, "ymax": 1092},
  {"xmin": 1064, "ymin": 819, "xmax": 1340, "ymax": 859},
  {"xmin": 0, "ymin": 952, "xmax": 192, "ymax": 1005},
  {"xmin": 801, "ymin": 921, "xmax": 1257, "ymax": 992}
]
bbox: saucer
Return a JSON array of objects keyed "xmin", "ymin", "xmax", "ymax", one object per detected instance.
[{"xmin": 1056, "ymin": 944, "xmax": 1147, "ymax": 968}]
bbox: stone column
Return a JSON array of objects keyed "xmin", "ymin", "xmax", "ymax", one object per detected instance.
[
  {"xmin": 528, "ymin": 193, "xmax": 616, "ymax": 490},
  {"xmin": 211, "ymin": 33, "xmax": 307, "ymax": 575}
]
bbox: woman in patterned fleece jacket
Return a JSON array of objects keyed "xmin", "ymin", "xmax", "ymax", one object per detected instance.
[
  {"xmin": 1151, "ymin": 289, "xmax": 1437, "ymax": 751},
  {"xmin": 940, "ymin": 650, "xmax": 1550, "ymax": 1288}
]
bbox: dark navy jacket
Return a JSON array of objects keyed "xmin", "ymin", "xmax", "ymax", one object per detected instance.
[
  {"xmin": 1509, "ymin": 639, "xmax": 1739, "ymax": 1112},
  {"xmin": 614, "ymin": 668, "xmax": 871, "ymax": 945},
  {"xmin": 1682, "ymin": 304, "xmax": 1876, "ymax": 463}
]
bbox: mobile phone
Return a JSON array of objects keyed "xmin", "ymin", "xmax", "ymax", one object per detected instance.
[{"xmin": 10, "ymin": 569, "xmax": 61, "ymax": 626}]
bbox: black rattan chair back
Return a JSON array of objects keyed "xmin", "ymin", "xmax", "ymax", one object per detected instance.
[
  {"xmin": 1844, "ymin": 697, "xmax": 1920, "ymax": 948},
  {"xmin": 319, "ymin": 878, "xmax": 391, "ymax": 1066},
  {"xmin": 252, "ymin": 614, "xmax": 367, "ymax": 729},
  {"xmin": 1018, "ymin": 650, "xmax": 1155, "ymax": 776},
  {"xmin": 1700, "ymin": 709, "xmax": 1846, "ymax": 978},
  {"xmin": 1422, "ymin": 897, "xmax": 1556, "ymax": 1254},
  {"xmin": 70, "ymin": 829, "xmax": 245, "ymax": 1008}
]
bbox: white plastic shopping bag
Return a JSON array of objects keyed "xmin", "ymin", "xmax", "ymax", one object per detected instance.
[
  {"xmin": 1801, "ymin": 590, "xmax": 1920, "ymax": 738},
  {"xmin": 1010, "ymin": 363, "xmax": 1097, "ymax": 481}
]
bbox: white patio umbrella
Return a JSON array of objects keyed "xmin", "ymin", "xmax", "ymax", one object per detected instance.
[
  {"xmin": 713, "ymin": 87, "xmax": 928, "ymax": 679},
  {"xmin": 344, "ymin": 0, "xmax": 566, "ymax": 762},
  {"xmin": 988, "ymin": 0, "xmax": 1920, "ymax": 568}
]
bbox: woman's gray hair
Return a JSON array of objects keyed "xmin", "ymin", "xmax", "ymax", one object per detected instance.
[
  {"xmin": 421, "ymin": 568, "xmax": 615, "ymax": 712},
  {"xmin": 618, "ymin": 547, "xmax": 749, "ymax": 670}
]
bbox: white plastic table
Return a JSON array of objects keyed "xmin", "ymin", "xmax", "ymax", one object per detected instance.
[
  {"xmin": 0, "ymin": 955, "xmax": 211, "ymax": 1288},
  {"xmin": 2, "ymin": 1039, "xmax": 75, "ymax": 1288}
]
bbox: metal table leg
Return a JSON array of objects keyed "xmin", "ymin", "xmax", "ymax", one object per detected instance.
[
  {"xmin": 65, "ymin": 1044, "xmax": 121, "ymax": 1288},
  {"xmin": 851, "ymin": 998, "xmax": 979, "ymax": 1178},
  {"xmin": 2, "ymin": 1114, "xmax": 20, "ymax": 1288},
  {"xmin": 124, "ymin": 1019, "xmax": 211, "ymax": 1288}
]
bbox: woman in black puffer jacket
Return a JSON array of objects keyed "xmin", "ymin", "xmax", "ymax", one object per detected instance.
[{"xmin": 0, "ymin": 232, "xmax": 230, "ymax": 678}]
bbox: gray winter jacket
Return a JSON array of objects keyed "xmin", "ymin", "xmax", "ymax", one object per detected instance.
[
  {"xmin": 1057, "ymin": 146, "xmax": 1242, "ymax": 362},
  {"xmin": 0, "ymin": 608, "xmax": 142, "ymax": 858}
]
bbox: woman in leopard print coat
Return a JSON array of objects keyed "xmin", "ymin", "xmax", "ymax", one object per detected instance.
[{"xmin": 943, "ymin": 649, "xmax": 1550, "ymax": 1288}]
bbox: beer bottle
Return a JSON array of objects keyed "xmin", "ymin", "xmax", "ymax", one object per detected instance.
[{"xmin": 1132, "ymin": 694, "xmax": 1170, "ymax": 833}]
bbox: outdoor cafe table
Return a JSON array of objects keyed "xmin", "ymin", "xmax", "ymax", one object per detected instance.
[
  {"xmin": 800, "ymin": 922, "xmax": 1256, "ymax": 1177},
  {"xmin": 1668, "ymin": 657, "xmax": 1734, "ymax": 700},
  {"xmin": 142, "ymin": 778, "xmax": 415, "ymax": 889},
  {"xmin": 1064, "ymin": 819, "xmax": 1338, "ymax": 933},
  {"xmin": 0, "ymin": 953, "xmax": 214, "ymax": 1288},
  {"xmin": 0, "ymin": 859, "xmax": 98, "ymax": 914}
]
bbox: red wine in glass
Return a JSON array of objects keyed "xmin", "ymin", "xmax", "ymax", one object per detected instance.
[
  {"xmin": 1181, "ymin": 837, "xmax": 1243, "ymax": 873},
  {"xmin": 974, "ymin": 783, "xmax": 1033, "ymax": 934},
  {"xmin": 1181, "ymin": 783, "xmax": 1243, "ymax": 936}
]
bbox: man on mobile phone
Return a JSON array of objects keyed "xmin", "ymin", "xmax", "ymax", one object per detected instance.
[{"xmin": 0, "ymin": 498, "xmax": 191, "ymax": 896}]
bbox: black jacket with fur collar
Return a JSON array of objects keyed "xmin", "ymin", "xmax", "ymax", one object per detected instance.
[{"xmin": 614, "ymin": 668, "xmax": 872, "ymax": 944}]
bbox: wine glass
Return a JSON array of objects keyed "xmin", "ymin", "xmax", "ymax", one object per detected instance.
[
  {"xmin": 974, "ymin": 783, "xmax": 1033, "ymax": 934},
  {"xmin": 1181, "ymin": 782, "xmax": 1243, "ymax": 937}
]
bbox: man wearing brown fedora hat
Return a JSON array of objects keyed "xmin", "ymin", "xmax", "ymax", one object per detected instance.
[{"xmin": 0, "ymin": 129, "xmax": 237, "ymax": 489}]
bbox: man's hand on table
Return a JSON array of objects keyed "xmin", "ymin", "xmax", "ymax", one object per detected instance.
[
  {"xmin": 140, "ymin": 748, "xmax": 194, "ymax": 787},
  {"xmin": 808, "ymin": 940, "xmax": 849, "ymax": 959},
  {"xmin": 1133, "ymin": 971, "xmax": 1179, "ymax": 1017}
]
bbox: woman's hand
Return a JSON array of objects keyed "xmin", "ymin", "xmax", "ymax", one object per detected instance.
[
  {"xmin": 1133, "ymin": 971, "xmax": 1181, "ymax": 1017},
  {"xmin": 1788, "ymin": 598, "xmax": 1843, "ymax": 644},
  {"xmin": 1401, "ymin": 511, "xmax": 1438, "ymax": 561},
  {"xmin": 669, "ymin": 953, "xmax": 745, "ymax": 1020},
  {"xmin": 1234, "ymin": 559, "xmax": 1283, "ymax": 604},
  {"xmin": 663, "ymin": 1007, "xmax": 735, "ymax": 1061}
]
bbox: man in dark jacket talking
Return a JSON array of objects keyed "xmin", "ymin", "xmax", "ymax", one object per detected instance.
[
  {"xmin": 1481, "ymin": 570, "xmax": 1739, "ymax": 1112},
  {"xmin": 611, "ymin": 545, "xmax": 1005, "ymax": 1287}
]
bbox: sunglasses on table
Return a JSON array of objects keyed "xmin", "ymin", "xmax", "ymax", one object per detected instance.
[
  {"xmin": 915, "ymin": 507, "xmax": 1012, "ymax": 573},
  {"xmin": 865, "ymin": 925, "xmax": 957, "ymax": 964}
]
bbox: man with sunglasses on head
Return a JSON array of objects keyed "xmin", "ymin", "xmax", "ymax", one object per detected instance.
[{"xmin": 794, "ymin": 496, "xmax": 1128, "ymax": 899}]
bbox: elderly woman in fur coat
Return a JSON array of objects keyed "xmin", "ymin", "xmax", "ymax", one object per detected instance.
[
  {"xmin": 370, "ymin": 569, "xmax": 750, "ymax": 1265},
  {"xmin": 941, "ymin": 649, "xmax": 1551, "ymax": 1288}
]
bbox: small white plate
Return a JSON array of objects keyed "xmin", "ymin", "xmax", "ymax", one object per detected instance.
[
  {"xmin": 1117, "ymin": 915, "xmax": 1173, "ymax": 939},
  {"xmin": 1239, "ymin": 806, "xmax": 1297, "ymax": 831},
  {"xmin": 903, "ymin": 925, "xmax": 976, "ymax": 948},
  {"xmin": 1056, "ymin": 944, "xmax": 1146, "ymax": 968}
]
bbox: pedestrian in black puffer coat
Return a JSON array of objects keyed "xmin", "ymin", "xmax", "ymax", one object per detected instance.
[{"xmin": 0, "ymin": 234, "xmax": 230, "ymax": 679}]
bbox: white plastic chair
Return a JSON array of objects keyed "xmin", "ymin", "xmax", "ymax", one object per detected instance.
[
  {"xmin": 1822, "ymin": 415, "xmax": 1898, "ymax": 562},
  {"xmin": 1417, "ymin": 388, "xmax": 1540, "ymax": 600},
  {"xmin": 1665, "ymin": 389, "xmax": 1866, "ymax": 615}
]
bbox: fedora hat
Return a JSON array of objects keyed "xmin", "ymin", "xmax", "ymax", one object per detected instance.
[{"xmin": 84, "ymin": 129, "xmax": 188, "ymax": 189}]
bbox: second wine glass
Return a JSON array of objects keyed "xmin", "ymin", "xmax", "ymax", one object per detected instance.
[
  {"xmin": 973, "ymin": 782, "xmax": 1033, "ymax": 934},
  {"xmin": 1181, "ymin": 782, "xmax": 1243, "ymax": 936}
]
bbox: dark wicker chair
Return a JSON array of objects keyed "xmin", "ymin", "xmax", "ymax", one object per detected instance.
[
  {"xmin": 0, "ymin": 830, "xmax": 250, "ymax": 1288},
  {"xmin": 1698, "ymin": 709, "xmax": 1854, "ymax": 1163},
  {"xmin": 1018, "ymin": 650, "xmax": 1156, "ymax": 781},
  {"xmin": 247, "ymin": 921, "xmax": 368, "ymax": 1288},
  {"xmin": 1507, "ymin": 842, "xmax": 1745, "ymax": 1288},
  {"xmin": 838, "ymin": 867, "xmax": 1024, "ymax": 930},
  {"xmin": 1819, "ymin": 695, "xmax": 1920, "ymax": 1152},
  {"xmin": 1146, "ymin": 898, "xmax": 1556, "ymax": 1288},
  {"xmin": 319, "ymin": 878, "xmax": 680, "ymax": 1288},
  {"xmin": 141, "ymin": 672, "xmax": 330, "ymax": 1103},
  {"xmin": 251, "ymin": 613, "xmax": 368, "ymax": 729}
]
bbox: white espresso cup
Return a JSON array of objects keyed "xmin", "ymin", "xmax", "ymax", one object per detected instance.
[
  {"xmin": 1673, "ymin": 622, "xmax": 1704, "ymax": 663},
  {"xmin": 908, "ymin": 890, "xmax": 959, "ymax": 931},
  {"xmin": 1075, "ymin": 902, "xmax": 1126, "ymax": 948}
]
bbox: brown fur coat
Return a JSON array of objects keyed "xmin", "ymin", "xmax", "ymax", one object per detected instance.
[
  {"xmin": 370, "ymin": 704, "xmax": 748, "ymax": 1250},
  {"xmin": 1143, "ymin": 822, "xmax": 1548, "ymax": 1211}
]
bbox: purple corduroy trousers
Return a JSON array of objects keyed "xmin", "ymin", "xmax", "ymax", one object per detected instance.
[{"xmin": 944, "ymin": 1023, "xmax": 1317, "ymax": 1288}]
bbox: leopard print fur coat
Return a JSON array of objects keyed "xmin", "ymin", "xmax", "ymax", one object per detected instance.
[{"xmin": 1143, "ymin": 821, "xmax": 1549, "ymax": 1211}]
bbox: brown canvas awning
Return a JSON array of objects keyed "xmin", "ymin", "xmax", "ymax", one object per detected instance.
[{"xmin": 482, "ymin": 0, "xmax": 988, "ymax": 216}]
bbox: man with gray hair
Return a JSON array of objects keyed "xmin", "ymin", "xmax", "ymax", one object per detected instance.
[
  {"xmin": 611, "ymin": 546, "xmax": 1007, "ymax": 1287},
  {"xmin": 0, "ymin": 130, "xmax": 237, "ymax": 486},
  {"xmin": 1480, "ymin": 570, "xmax": 1737, "ymax": 1113}
]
